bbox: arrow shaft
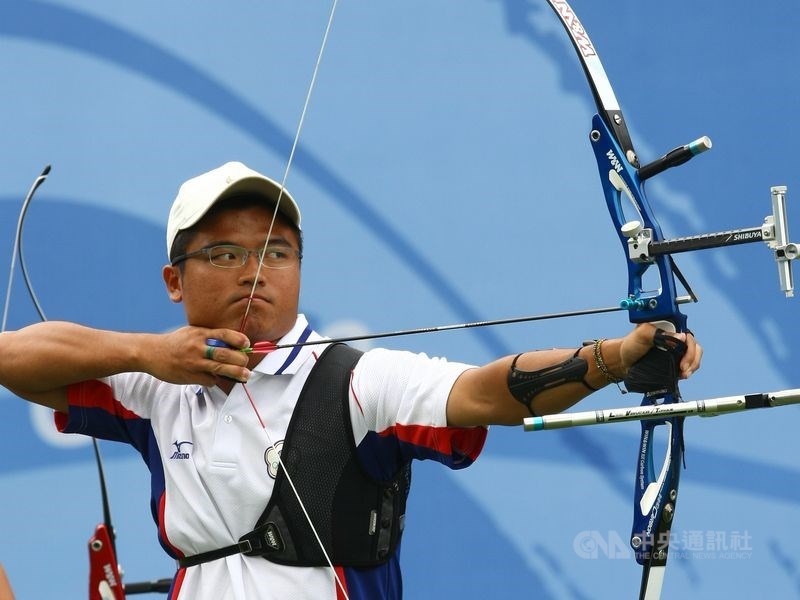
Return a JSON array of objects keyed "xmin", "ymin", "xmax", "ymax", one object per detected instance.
[{"xmin": 253, "ymin": 297, "xmax": 696, "ymax": 353}]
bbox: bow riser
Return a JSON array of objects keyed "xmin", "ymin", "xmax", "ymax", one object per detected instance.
[
  {"xmin": 634, "ymin": 418, "xmax": 683, "ymax": 599},
  {"xmin": 589, "ymin": 115, "xmax": 687, "ymax": 331},
  {"xmin": 588, "ymin": 111, "xmax": 687, "ymax": 596},
  {"xmin": 632, "ymin": 412, "xmax": 684, "ymax": 563}
]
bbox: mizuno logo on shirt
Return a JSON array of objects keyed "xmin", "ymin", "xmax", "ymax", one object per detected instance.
[{"xmin": 170, "ymin": 440, "xmax": 193, "ymax": 460}]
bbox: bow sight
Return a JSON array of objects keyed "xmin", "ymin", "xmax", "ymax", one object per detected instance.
[{"xmin": 621, "ymin": 183, "xmax": 797, "ymax": 299}]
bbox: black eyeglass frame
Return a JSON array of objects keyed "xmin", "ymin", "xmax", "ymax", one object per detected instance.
[{"xmin": 170, "ymin": 244, "xmax": 302, "ymax": 269}]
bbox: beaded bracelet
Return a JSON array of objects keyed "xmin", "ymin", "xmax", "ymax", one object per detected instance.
[{"xmin": 592, "ymin": 339, "xmax": 626, "ymax": 393}]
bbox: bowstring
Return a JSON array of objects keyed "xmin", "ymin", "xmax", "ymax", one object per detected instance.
[
  {"xmin": 239, "ymin": 0, "xmax": 340, "ymax": 333},
  {"xmin": 237, "ymin": 2, "xmax": 349, "ymax": 598}
]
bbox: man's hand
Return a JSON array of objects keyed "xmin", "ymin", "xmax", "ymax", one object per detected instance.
[
  {"xmin": 619, "ymin": 323, "xmax": 703, "ymax": 381},
  {"xmin": 0, "ymin": 322, "xmax": 257, "ymax": 413},
  {"xmin": 146, "ymin": 327, "xmax": 252, "ymax": 387}
]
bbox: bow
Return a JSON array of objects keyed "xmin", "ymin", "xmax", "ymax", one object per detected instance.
[
  {"xmin": 543, "ymin": 1, "xmax": 797, "ymax": 598},
  {"xmin": 1, "ymin": 167, "xmax": 173, "ymax": 599}
]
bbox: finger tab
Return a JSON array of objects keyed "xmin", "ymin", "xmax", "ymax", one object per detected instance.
[{"xmin": 206, "ymin": 338, "xmax": 232, "ymax": 349}]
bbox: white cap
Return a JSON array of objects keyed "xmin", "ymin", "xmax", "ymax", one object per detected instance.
[{"xmin": 166, "ymin": 161, "xmax": 302, "ymax": 256}]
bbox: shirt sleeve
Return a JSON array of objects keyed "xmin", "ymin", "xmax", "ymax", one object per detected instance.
[
  {"xmin": 350, "ymin": 348, "xmax": 487, "ymax": 473},
  {"xmin": 55, "ymin": 373, "xmax": 162, "ymax": 453}
]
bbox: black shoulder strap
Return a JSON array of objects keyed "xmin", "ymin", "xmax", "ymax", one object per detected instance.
[{"xmin": 249, "ymin": 343, "xmax": 365, "ymax": 565}]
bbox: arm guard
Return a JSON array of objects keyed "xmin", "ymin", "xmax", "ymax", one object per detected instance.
[{"xmin": 507, "ymin": 349, "xmax": 595, "ymax": 416}]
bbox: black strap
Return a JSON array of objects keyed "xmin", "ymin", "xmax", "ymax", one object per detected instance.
[
  {"xmin": 178, "ymin": 521, "xmax": 286, "ymax": 568},
  {"xmin": 179, "ymin": 541, "xmax": 247, "ymax": 568}
]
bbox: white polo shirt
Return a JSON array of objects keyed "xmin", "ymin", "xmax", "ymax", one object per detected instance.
[{"xmin": 57, "ymin": 315, "xmax": 487, "ymax": 599}]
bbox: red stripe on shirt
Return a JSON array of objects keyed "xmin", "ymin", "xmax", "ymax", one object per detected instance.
[
  {"xmin": 349, "ymin": 371, "xmax": 364, "ymax": 416},
  {"xmin": 335, "ymin": 566, "xmax": 349, "ymax": 600},
  {"xmin": 67, "ymin": 379, "xmax": 141, "ymax": 419},
  {"xmin": 170, "ymin": 568, "xmax": 186, "ymax": 599},
  {"xmin": 158, "ymin": 491, "xmax": 185, "ymax": 559},
  {"xmin": 379, "ymin": 423, "xmax": 486, "ymax": 461}
]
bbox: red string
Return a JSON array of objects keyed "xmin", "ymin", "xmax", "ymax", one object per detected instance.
[{"xmin": 241, "ymin": 383, "xmax": 266, "ymax": 430}]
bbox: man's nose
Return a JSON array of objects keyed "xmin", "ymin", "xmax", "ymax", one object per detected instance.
[{"xmin": 239, "ymin": 252, "xmax": 266, "ymax": 284}]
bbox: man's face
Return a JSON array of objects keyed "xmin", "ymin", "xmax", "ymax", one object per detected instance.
[{"xmin": 163, "ymin": 204, "xmax": 301, "ymax": 343}]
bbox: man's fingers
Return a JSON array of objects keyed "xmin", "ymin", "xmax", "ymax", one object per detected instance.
[
  {"xmin": 678, "ymin": 333, "xmax": 702, "ymax": 379},
  {"xmin": 208, "ymin": 330, "xmax": 250, "ymax": 351},
  {"xmin": 204, "ymin": 344, "xmax": 249, "ymax": 367},
  {"xmin": 209, "ymin": 360, "xmax": 251, "ymax": 384},
  {"xmin": 201, "ymin": 336, "xmax": 251, "ymax": 383}
]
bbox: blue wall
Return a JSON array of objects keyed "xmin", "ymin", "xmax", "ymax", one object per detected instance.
[{"xmin": 1, "ymin": 1, "xmax": 798, "ymax": 598}]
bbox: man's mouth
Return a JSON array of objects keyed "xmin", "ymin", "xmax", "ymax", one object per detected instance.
[{"xmin": 236, "ymin": 294, "xmax": 270, "ymax": 305}]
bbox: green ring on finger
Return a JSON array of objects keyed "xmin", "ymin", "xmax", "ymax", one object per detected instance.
[{"xmin": 205, "ymin": 345, "xmax": 215, "ymax": 360}]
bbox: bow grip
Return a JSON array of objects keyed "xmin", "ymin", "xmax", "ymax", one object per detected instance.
[{"xmin": 624, "ymin": 327, "xmax": 687, "ymax": 395}]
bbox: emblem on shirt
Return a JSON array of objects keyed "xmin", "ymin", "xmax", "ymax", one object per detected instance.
[
  {"xmin": 264, "ymin": 441, "xmax": 284, "ymax": 479},
  {"xmin": 170, "ymin": 440, "xmax": 193, "ymax": 460}
]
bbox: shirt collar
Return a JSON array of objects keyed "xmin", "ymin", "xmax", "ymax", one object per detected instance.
[{"xmin": 252, "ymin": 314, "xmax": 327, "ymax": 376}]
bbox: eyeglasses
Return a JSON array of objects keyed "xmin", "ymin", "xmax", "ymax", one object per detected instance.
[{"xmin": 171, "ymin": 244, "xmax": 302, "ymax": 269}]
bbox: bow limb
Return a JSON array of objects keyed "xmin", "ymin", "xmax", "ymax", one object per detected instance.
[{"xmin": 1, "ymin": 165, "xmax": 50, "ymax": 331}]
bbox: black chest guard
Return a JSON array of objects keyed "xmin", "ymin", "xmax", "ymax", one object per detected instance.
[
  {"xmin": 180, "ymin": 343, "xmax": 411, "ymax": 569},
  {"xmin": 251, "ymin": 343, "xmax": 411, "ymax": 566}
]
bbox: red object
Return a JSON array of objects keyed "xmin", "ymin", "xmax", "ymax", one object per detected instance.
[
  {"xmin": 250, "ymin": 341, "xmax": 278, "ymax": 353},
  {"xmin": 88, "ymin": 524, "xmax": 124, "ymax": 600}
]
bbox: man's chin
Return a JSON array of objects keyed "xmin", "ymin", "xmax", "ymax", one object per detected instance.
[
  {"xmin": 229, "ymin": 307, "xmax": 296, "ymax": 344},
  {"xmin": 241, "ymin": 321, "xmax": 290, "ymax": 345}
]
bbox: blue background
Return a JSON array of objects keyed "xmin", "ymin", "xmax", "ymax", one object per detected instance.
[{"xmin": 1, "ymin": 1, "xmax": 799, "ymax": 598}]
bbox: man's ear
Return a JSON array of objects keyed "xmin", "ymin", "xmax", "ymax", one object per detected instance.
[{"xmin": 162, "ymin": 265, "xmax": 183, "ymax": 303}]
